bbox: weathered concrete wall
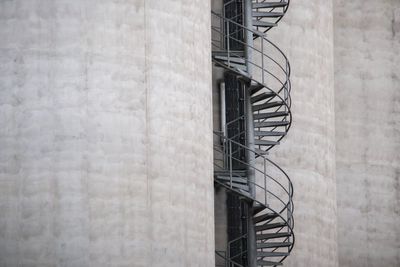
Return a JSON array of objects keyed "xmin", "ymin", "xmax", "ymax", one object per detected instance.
[
  {"xmin": 0, "ymin": 1, "xmax": 214, "ymax": 266},
  {"xmin": 268, "ymin": 1, "xmax": 338, "ymax": 266},
  {"xmin": 334, "ymin": 0, "xmax": 400, "ymax": 266}
]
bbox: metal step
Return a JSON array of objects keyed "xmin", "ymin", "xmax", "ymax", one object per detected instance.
[
  {"xmin": 254, "ymin": 121, "xmax": 289, "ymax": 128},
  {"xmin": 250, "ymin": 83, "xmax": 265, "ymax": 95},
  {"xmin": 255, "ymin": 131, "xmax": 286, "ymax": 137},
  {"xmin": 255, "ymin": 148, "xmax": 269, "ymax": 156},
  {"xmin": 216, "ymin": 175, "xmax": 248, "ymax": 184},
  {"xmin": 214, "ymin": 170, "xmax": 247, "ymax": 176},
  {"xmin": 257, "ymin": 232, "xmax": 291, "ymax": 240},
  {"xmin": 213, "ymin": 55, "xmax": 245, "ymax": 64},
  {"xmin": 212, "ymin": 50, "xmax": 245, "ymax": 57},
  {"xmin": 238, "ymin": 188, "xmax": 252, "ymax": 198},
  {"xmin": 254, "ymin": 213, "xmax": 279, "ymax": 223},
  {"xmin": 253, "ymin": 203, "xmax": 267, "ymax": 215},
  {"xmin": 255, "ymin": 140, "xmax": 279, "ymax": 146},
  {"xmin": 257, "ymin": 251, "xmax": 290, "ymax": 258},
  {"xmin": 251, "ymin": 92, "xmax": 276, "ymax": 104},
  {"xmin": 216, "ymin": 61, "xmax": 246, "ymax": 70},
  {"xmin": 253, "ymin": 2, "xmax": 288, "ymax": 9},
  {"xmin": 253, "ymin": 12, "xmax": 285, "ymax": 18},
  {"xmin": 254, "ymin": 111, "xmax": 288, "ymax": 120},
  {"xmin": 253, "ymin": 20, "xmax": 277, "ymax": 28},
  {"xmin": 257, "ymin": 260, "xmax": 283, "ymax": 266},
  {"xmin": 257, "ymin": 242, "xmax": 292, "ymax": 249},
  {"xmin": 252, "ymin": 101, "xmax": 284, "ymax": 112},
  {"xmin": 255, "ymin": 222, "xmax": 286, "ymax": 231},
  {"xmin": 224, "ymin": 182, "xmax": 249, "ymax": 192}
]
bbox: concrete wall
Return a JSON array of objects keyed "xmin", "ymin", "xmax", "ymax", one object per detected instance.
[
  {"xmin": 268, "ymin": 1, "xmax": 338, "ymax": 266},
  {"xmin": 0, "ymin": 1, "xmax": 214, "ymax": 266},
  {"xmin": 334, "ymin": 0, "xmax": 400, "ymax": 266}
]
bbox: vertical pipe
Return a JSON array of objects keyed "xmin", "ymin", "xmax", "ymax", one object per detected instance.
[
  {"xmin": 244, "ymin": 1, "xmax": 257, "ymax": 267},
  {"xmin": 220, "ymin": 82, "xmax": 226, "ymax": 136},
  {"xmin": 229, "ymin": 141, "xmax": 233, "ymax": 189}
]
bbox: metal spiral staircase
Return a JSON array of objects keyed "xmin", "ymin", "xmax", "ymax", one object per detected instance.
[{"xmin": 212, "ymin": 1, "xmax": 294, "ymax": 266}]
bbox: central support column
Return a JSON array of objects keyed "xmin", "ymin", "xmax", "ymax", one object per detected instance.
[{"xmin": 243, "ymin": 0, "xmax": 257, "ymax": 267}]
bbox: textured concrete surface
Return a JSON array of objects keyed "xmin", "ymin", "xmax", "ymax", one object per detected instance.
[
  {"xmin": 268, "ymin": 1, "xmax": 338, "ymax": 266},
  {"xmin": 334, "ymin": 0, "xmax": 400, "ymax": 266},
  {"xmin": 0, "ymin": 1, "xmax": 214, "ymax": 266}
]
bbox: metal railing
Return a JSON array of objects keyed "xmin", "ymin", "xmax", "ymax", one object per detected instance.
[
  {"xmin": 213, "ymin": 131, "xmax": 295, "ymax": 265},
  {"xmin": 211, "ymin": 11, "xmax": 292, "ymax": 152}
]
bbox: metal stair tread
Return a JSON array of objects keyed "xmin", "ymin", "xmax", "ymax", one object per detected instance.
[
  {"xmin": 213, "ymin": 55, "xmax": 246, "ymax": 64},
  {"xmin": 254, "ymin": 121, "xmax": 289, "ymax": 128},
  {"xmin": 253, "ymin": 11, "xmax": 285, "ymax": 18},
  {"xmin": 257, "ymin": 251, "xmax": 290, "ymax": 257},
  {"xmin": 216, "ymin": 175, "xmax": 248, "ymax": 184},
  {"xmin": 250, "ymin": 83, "xmax": 265, "ymax": 95},
  {"xmin": 253, "ymin": 111, "xmax": 289, "ymax": 120},
  {"xmin": 253, "ymin": 20, "xmax": 277, "ymax": 27},
  {"xmin": 212, "ymin": 50, "xmax": 245, "ymax": 57},
  {"xmin": 253, "ymin": 203, "xmax": 267, "ymax": 215},
  {"xmin": 256, "ymin": 232, "xmax": 291, "ymax": 240},
  {"xmin": 257, "ymin": 260, "xmax": 283, "ymax": 266},
  {"xmin": 251, "ymin": 92, "xmax": 276, "ymax": 103},
  {"xmin": 255, "ymin": 222, "xmax": 286, "ymax": 231},
  {"xmin": 223, "ymin": 181, "xmax": 250, "ymax": 191},
  {"xmin": 252, "ymin": 101, "xmax": 284, "ymax": 111},
  {"xmin": 214, "ymin": 170, "xmax": 247, "ymax": 175},
  {"xmin": 254, "ymin": 213, "xmax": 279, "ymax": 223},
  {"xmin": 255, "ymin": 131, "xmax": 286, "ymax": 137},
  {"xmin": 253, "ymin": 2, "xmax": 288, "ymax": 9},
  {"xmin": 254, "ymin": 139, "xmax": 279, "ymax": 146},
  {"xmin": 257, "ymin": 242, "xmax": 292, "ymax": 249},
  {"xmin": 255, "ymin": 148, "xmax": 269, "ymax": 156}
]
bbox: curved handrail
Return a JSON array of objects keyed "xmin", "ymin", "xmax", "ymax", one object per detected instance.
[
  {"xmin": 214, "ymin": 131, "xmax": 295, "ymax": 265},
  {"xmin": 212, "ymin": 11, "xmax": 292, "ymax": 154},
  {"xmin": 214, "ymin": 132, "xmax": 294, "ymax": 226}
]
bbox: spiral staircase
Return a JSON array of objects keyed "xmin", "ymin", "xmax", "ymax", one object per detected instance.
[{"xmin": 212, "ymin": 1, "xmax": 294, "ymax": 266}]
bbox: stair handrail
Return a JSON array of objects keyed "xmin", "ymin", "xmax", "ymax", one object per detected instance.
[{"xmin": 214, "ymin": 132, "xmax": 294, "ymax": 226}]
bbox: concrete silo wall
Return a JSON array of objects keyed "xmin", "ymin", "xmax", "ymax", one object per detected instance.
[
  {"xmin": 268, "ymin": 1, "xmax": 338, "ymax": 266},
  {"xmin": 334, "ymin": 0, "xmax": 400, "ymax": 266},
  {"xmin": 0, "ymin": 1, "xmax": 214, "ymax": 266}
]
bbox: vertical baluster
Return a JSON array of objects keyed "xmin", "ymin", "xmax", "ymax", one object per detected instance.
[
  {"xmin": 227, "ymin": 20, "xmax": 230, "ymax": 67},
  {"xmin": 264, "ymin": 158, "xmax": 267, "ymax": 206},
  {"xmin": 261, "ymin": 37, "xmax": 264, "ymax": 84},
  {"xmin": 229, "ymin": 141, "xmax": 233, "ymax": 189}
]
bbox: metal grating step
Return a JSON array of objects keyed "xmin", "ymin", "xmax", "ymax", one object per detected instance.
[
  {"xmin": 254, "ymin": 121, "xmax": 289, "ymax": 128},
  {"xmin": 254, "ymin": 111, "xmax": 289, "ymax": 120},
  {"xmin": 255, "ymin": 222, "xmax": 286, "ymax": 231},
  {"xmin": 257, "ymin": 260, "xmax": 283, "ymax": 266},
  {"xmin": 253, "ymin": 2, "xmax": 288, "ymax": 9},
  {"xmin": 255, "ymin": 131, "xmax": 286, "ymax": 137},
  {"xmin": 254, "ymin": 213, "xmax": 279, "ymax": 223},
  {"xmin": 253, "ymin": 101, "xmax": 284, "ymax": 112},
  {"xmin": 257, "ymin": 242, "xmax": 292, "ymax": 249},
  {"xmin": 257, "ymin": 251, "xmax": 290, "ymax": 257},
  {"xmin": 251, "ymin": 92, "xmax": 276, "ymax": 104},
  {"xmin": 257, "ymin": 232, "xmax": 291, "ymax": 240},
  {"xmin": 253, "ymin": 11, "xmax": 285, "ymax": 18},
  {"xmin": 255, "ymin": 139, "xmax": 280, "ymax": 146}
]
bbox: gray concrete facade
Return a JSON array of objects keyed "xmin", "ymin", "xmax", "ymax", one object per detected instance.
[
  {"xmin": 334, "ymin": 0, "xmax": 400, "ymax": 266},
  {"xmin": 0, "ymin": 1, "xmax": 214, "ymax": 266}
]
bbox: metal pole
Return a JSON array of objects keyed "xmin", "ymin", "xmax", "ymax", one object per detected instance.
[
  {"xmin": 229, "ymin": 141, "xmax": 233, "ymax": 189},
  {"xmin": 244, "ymin": 1, "xmax": 257, "ymax": 267},
  {"xmin": 220, "ymin": 82, "xmax": 226, "ymax": 136}
]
